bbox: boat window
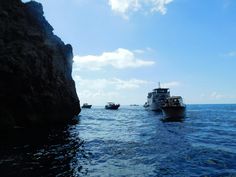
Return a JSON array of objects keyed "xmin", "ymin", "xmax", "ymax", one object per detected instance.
[{"xmin": 157, "ymin": 89, "xmax": 168, "ymax": 93}]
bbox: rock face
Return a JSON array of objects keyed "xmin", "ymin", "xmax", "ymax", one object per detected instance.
[{"xmin": 0, "ymin": 0, "xmax": 81, "ymax": 129}]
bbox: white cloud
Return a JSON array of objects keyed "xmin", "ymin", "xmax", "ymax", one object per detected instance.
[
  {"xmin": 78, "ymin": 89, "xmax": 119, "ymax": 103},
  {"xmin": 74, "ymin": 76, "xmax": 150, "ymax": 104},
  {"xmin": 73, "ymin": 48, "xmax": 155, "ymax": 70},
  {"xmin": 74, "ymin": 76, "xmax": 149, "ymax": 90},
  {"xmin": 161, "ymin": 81, "xmax": 180, "ymax": 88},
  {"xmin": 108, "ymin": 0, "xmax": 173, "ymax": 19},
  {"xmin": 112, "ymin": 78, "xmax": 149, "ymax": 89},
  {"xmin": 108, "ymin": 0, "xmax": 140, "ymax": 19},
  {"xmin": 148, "ymin": 0, "xmax": 174, "ymax": 14}
]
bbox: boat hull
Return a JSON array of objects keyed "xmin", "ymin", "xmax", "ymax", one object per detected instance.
[
  {"xmin": 105, "ymin": 105, "xmax": 120, "ymax": 110},
  {"xmin": 145, "ymin": 102, "xmax": 162, "ymax": 111},
  {"xmin": 82, "ymin": 105, "xmax": 92, "ymax": 108},
  {"xmin": 161, "ymin": 106, "xmax": 186, "ymax": 119}
]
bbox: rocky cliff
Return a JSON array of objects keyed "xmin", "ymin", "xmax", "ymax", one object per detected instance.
[{"xmin": 0, "ymin": 0, "xmax": 81, "ymax": 129}]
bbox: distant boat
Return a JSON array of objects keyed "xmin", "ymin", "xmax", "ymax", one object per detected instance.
[
  {"xmin": 143, "ymin": 102, "xmax": 149, "ymax": 108},
  {"xmin": 161, "ymin": 96, "xmax": 186, "ymax": 119},
  {"xmin": 82, "ymin": 103, "xmax": 92, "ymax": 109},
  {"xmin": 130, "ymin": 104, "xmax": 139, "ymax": 106},
  {"xmin": 105, "ymin": 102, "xmax": 120, "ymax": 110},
  {"xmin": 144, "ymin": 82, "xmax": 170, "ymax": 111}
]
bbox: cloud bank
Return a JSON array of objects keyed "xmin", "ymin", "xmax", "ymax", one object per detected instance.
[
  {"xmin": 73, "ymin": 48, "xmax": 155, "ymax": 70},
  {"xmin": 74, "ymin": 76, "xmax": 149, "ymax": 90},
  {"xmin": 74, "ymin": 76, "xmax": 150, "ymax": 104},
  {"xmin": 108, "ymin": 0, "xmax": 173, "ymax": 18}
]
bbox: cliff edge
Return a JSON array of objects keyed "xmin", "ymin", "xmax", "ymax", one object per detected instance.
[{"xmin": 0, "ymin": 0, "xmax": 81, "ymax": 129}]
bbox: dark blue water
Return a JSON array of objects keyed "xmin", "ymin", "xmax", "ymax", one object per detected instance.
[{"xmin": 1, "ymin": 104, "xmax": 236, "ymax": 177}]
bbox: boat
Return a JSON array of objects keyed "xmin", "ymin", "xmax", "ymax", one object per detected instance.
[
  {"xmin": 161, "ymin": 96, "xmax": 186, "ymax": 119},
  {"xmin": 130, "ymin": 104, "xmax": 139, "ymax": 106},
  {"xmin": 82, "ymin": 103, "xmax": 92, "ymax": 108},
  {"xmin": 144, "ymin": 82, "xmax": 170, "ymax": 111},
  {"xmin": 143, "ymin": 102, "xmax": 149, "ymax": 108},
  {"xmin": 105, "ymin": 102, "xmax": 120, "ymax": 110}
]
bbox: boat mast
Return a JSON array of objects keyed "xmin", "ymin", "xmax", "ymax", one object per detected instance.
[{"xmin": 158, "ymin": 82, "xmax": 161, "ymax": 88}]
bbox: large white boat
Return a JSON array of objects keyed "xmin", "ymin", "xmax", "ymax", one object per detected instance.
[{"xmin": 144, "ymin": 83, "xmax": 170, "ymax": 111}]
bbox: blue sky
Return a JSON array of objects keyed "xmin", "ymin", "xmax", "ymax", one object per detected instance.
[{"xmin": 23, "ymin": 0, "xmax": 236, "ymax": 105}]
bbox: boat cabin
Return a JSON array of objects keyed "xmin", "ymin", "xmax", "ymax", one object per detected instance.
[
  {"xmin": 153, "ymin": 88, "xmax": 170, "ymax": 94},
  {"xmin": 165, "ymin": 96, "xmax": 185, "ymax": 107}
]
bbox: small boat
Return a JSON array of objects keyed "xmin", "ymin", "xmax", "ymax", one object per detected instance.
[
  {"xmin": 161, "ymin": 96, "xmax": 186, "ymax": 119},
  {"xmin": 82, "ymin": 103, "xmax": 92, "ymax": 108},
  {"xmin": 130, "ymin": 104, "xmax": 139, "ymax": 106},
  {"xmin": 143, "ymin": 102, "xmax": 149, "ymax": 108},
  {"xmin": 105, "ymin": 102, "xmax": 120, "ymax": 110}
]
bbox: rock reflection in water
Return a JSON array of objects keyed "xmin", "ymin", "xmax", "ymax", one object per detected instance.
[{"xmin": 0, "ymin": 124, "xmax": 90, "ymax": 177}]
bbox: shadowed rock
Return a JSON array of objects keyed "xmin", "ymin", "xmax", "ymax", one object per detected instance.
[{"xmin": 0, "ymin": 0, "xmax": 80, "ymax": 129}]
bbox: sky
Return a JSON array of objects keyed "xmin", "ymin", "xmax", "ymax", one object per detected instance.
[{"xmin": 22, "ymin": 0, "xmax": 236, "ymax": 105}]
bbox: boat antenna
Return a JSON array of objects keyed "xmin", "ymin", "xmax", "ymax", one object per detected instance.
[{"xmin": 158, "ymin": 82, "xmax": 161, "ymax": 88}]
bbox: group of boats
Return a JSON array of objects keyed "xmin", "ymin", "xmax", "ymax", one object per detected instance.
[
  {"xmin": 144, "ymin": 82, "xmax": 186, "ymax": 119},
  {"xmin": 81, "ymin": 82, "xmax": 186, "ymax": 120},
  {"xmin": 82, "ymin": 102, "xmax": 120, "ymax": 110}
]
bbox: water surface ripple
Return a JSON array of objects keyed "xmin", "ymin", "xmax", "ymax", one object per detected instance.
[{"xmin": 1, "ymin": 104, "xmax": 236, "ymax": 176}]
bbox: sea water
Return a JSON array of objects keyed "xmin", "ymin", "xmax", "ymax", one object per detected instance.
[{"xmin": 1, "ymin": 104, "xmax": 236, "ymax": 176}]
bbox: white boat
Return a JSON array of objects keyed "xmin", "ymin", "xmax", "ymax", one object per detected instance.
[
  {"xmin": 144, "ymin": 83, "xmax": 170, "ymax": 111},
  {"xmin": 105, "ymin": 102, "xmax": 120, "ymax": 110},
  {"xmin": 161, "ymin": 96, "xmax": 186, "ymax": 119},
  {"xmin": 82, "ymin": 103, "xmax": 92, "ymax": 108}
]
